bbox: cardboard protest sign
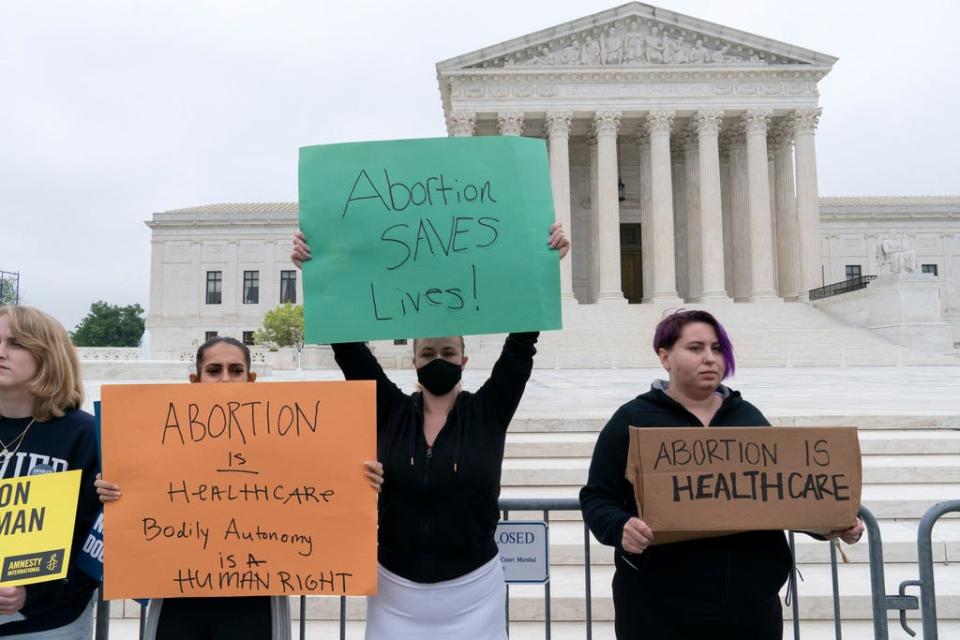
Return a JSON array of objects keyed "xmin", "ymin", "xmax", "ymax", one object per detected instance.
[
  {"xmin": 626, "ymin": 427, "xmax": 861, "ymax": 544},
  {"xmin": 100, "ymin": 381, "xmax": 376, "ymax": 599},
  {"xmin": 298, "ymin": 136, "xmax": 561, "ymax": 344},
  {"xmin": 0, "ymin": 470, "xmax": 81, "ymax": 587}
]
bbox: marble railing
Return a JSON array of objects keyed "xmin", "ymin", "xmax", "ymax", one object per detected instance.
[{"xmin": 77, "ymin": 347, "xmax": 142, "ymax": 361}]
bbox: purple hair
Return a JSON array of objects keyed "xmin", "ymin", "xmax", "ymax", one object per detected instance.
[{"xmin": 652, "ymin": 309, "xmax": 736, "ymax": 379}]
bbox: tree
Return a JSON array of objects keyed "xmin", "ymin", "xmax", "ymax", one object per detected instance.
[
  {"xmin": 71, "ymin": 301, "xmax": 145, "ymax": 347},
  {"xmin": 254, "ymin": 303, "xmax": 304, "ymax": 348},
  {"xmin": 0, "ymin": 273, "xmax": 19, "ymax": 305}
]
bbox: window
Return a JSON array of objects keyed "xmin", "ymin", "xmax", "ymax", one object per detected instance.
[
  {"xmin": 242, "ymin": 331, "xmax": 256, "ymax": 346},
  {"xmin": 922, "ymin": 264, "xmax": 939, "ymax": 277},
  {"xmin": 204, "ymin": 331, "xmax": 218, "ymax": 341},
  {"xmin": 205, "ymin": 271, "xmax": 222, "ymax": 304},
  {"xmin": 393, "ymin": 339, "xmax": 408, "ymax": 345},
  {"xmin": 243, "ymin": 271, "xmax": 260, "ymax": 304},
  {"xmin": 280, "ymin": 270, "xmax": 297, "ymax": 304},
  {"xmin": 845, "ymin": 265, "xmax": 862, "ymax": 280}
]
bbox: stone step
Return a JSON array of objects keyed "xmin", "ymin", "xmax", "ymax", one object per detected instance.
[
  {"xmin": 506, "ymin": 415, "xmax": 960, "ymax": 433},
  {"xmin": 500, "ymin": 455, "xmax": 960, "ymax": 486},
  {"xmin": 505, "ymin": 429, "xmax": 960, "ymax": 458},
  {"xmin": 102, "ymin": 617, "xmax": 960, "ymax": 639}
]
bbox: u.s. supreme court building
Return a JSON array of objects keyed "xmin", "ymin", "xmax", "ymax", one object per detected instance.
[{"xmin": 144, "ymin": 3, "xmax": 960, "ymax": 367}]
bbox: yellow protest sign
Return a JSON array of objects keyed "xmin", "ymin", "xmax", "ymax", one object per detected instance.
[
  {"xmin": 100, "ymin": 381, "xmax": 377, "ymax": 600},
  {"xmin": 0, "ymin": 470, "xmax": 81, "ymax": 587}
]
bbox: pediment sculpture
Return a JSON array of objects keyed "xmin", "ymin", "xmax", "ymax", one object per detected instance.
[{"xmin": 469, "ymin": 19, "xmax": 801, "ymax": 69}]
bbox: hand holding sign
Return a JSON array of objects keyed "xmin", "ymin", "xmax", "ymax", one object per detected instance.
[
  {"xmin": 298, "ymin": 136, "xmax": 563, "ymax": 344},
  {"xmin": 0, "ymin": 587, "xmax": 25, "ymax": 616}
]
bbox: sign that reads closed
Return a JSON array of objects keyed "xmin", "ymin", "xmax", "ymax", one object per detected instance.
[{"xmin": 495, "ymin": 521, "xmax": 548, "ymax": 583}]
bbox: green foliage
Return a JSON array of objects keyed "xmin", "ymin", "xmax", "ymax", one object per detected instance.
[
  {"xmin": 254, "ymin": 303, "xmax": 304, "ymax": 348},
  {"xmin": 71, "ymin": 301, "xmax": 145, "ymax": 347},
  {"xmin": 0, "ymin": 275, "xmax": 19, "ymax": 305}
]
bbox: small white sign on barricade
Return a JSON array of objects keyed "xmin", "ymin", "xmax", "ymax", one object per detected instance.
[{"xmin": 496, "ymin": 521, "xmax": 549, "ymax": 583}]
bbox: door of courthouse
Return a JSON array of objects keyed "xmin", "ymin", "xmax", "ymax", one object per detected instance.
[{"xmin": 620, "ymin": 223, "xmax": 643, "ymax": 303}]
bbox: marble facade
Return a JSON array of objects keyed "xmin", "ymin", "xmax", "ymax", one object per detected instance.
[
  {"xmin": 435, "ymin": 3, "xmax": 835, "ymax": 305},
  {"xmin": 143, "ymin": 4, "xmax": 960, "ymax": 356}
]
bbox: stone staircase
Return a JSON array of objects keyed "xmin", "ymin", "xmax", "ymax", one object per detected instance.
[
  {"xmin": 99, "ymin": 361, "xmax": 960, "ymax": 640},
  {"xmin": 369, "ymin": 301, "xmax": 960, "ymax": 370}
]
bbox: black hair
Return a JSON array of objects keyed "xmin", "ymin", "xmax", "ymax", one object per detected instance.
[{"xmin": 195, "ymin": 336, "xmax": 251, "ymax": 375}]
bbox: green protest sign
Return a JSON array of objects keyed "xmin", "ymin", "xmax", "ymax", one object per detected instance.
[{"xmin": 298, "ymin": 136, "xmax": 562, "ymax": 344}]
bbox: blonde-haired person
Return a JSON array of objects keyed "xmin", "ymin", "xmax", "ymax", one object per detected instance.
[
  {"xmin": 292, "ymin": 224, "xmax": 569, "ymax": 640},
  {"xmin": 0, "ymin": 306, "xmax": 100, "ymax": 639}
]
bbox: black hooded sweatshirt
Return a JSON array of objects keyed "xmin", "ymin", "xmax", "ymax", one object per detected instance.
[
  {"xmin": 579, "ymin": 383, "xmax": 793, "ymax": 605},
  {"xmin": 332, "ymin": 332, "xmax": 537, "ymax": 583},
  {"xmin": 0, "ymin": 409, "xmax": 100, "ymax": 635}
]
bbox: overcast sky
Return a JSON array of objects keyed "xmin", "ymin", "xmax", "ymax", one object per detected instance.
[{"xmin": 2, "ymin": 0, "xmax": 958, "ymax": 329}]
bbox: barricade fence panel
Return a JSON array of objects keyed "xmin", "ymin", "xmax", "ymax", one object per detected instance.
[{"xmin": 91, "ymin": 502, "xmax": 952, "ymax": 640}]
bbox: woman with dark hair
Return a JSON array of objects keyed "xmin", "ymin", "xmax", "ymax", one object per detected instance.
[
  {"xmin": 579, "ymin": 309, "xmax": 863, "ymax": 640},
  {"xmin": 95, "ymin": 335, "xmax": 384, "ymax": 640}
]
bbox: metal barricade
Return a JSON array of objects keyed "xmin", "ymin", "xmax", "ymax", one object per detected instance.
[
  {"xmin": 898, "ymin": 499, "xmax": 960, "ymax": 639},
  {"xmin": 92, "ymin": 502, "xmax": 901, "ymax": 640}
]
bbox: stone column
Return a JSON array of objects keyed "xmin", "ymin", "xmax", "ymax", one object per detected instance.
[
  {"xmin": 768, "ymin": 145, "xmax": 779, "ymax": 294},
  {"xmin": 793, "ymin": 108, "xmax": 823, "ymax": 300},
  {"xmin": 587, "ymin": 136, "xmax": 600, "ymax": 301},
  {"xmin": 719, "ymin": 146, "xmax": 734, "ymax": 297},
  {"xmin": 727, "ymin": 125, "xmax": 751, "ymax": 302},
  {"xmin": 447, "ymin": 111, "xmax": 476, "ymax": 137},
  {"xmin": 683, "ymin": 129, "xmax": 702, "ymax": 301},
  {"xmin": 645, "ymin": 110, "xmax": 683, "ymax": 303},
  {"xmin": 694, "ymin": 110, "xmax": 729, "ymax": 301},
  {"xmin": 672, "ymin": 137, "xmax": 688, "ymax": 300},
  {"xmin": 743, "ymin": 109, "xmax": 779, "ymax": 301},
  {"xmin": 773, "ymin": 122, "xmax": 800, "ymax": 300},
  {"xmin": 637, "ymin": 129, "xmax": 654, "ymax": 303},
  {"xmin": 498, "ymin": 112, "xmax": 524, "ymax": 136},
  {"xmin": 594, "ymin": 110, "xmax": 626, "ymax": 302},
  {"xmin": 545, "ymin": 111, "xmax": 575, "ymax": 300}
]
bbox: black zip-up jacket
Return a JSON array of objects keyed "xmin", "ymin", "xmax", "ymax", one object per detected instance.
[
  {"xmin": 579, "ymin": 383, "xmax": 793, "ymax": 605},
  {"xmin": 333, "ymin": 332, "xmax": 537, "ymax": 583}
]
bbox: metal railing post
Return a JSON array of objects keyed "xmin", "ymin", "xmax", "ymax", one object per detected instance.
[
  {"xmin": 788, "ymin": 530, "xmax": 801, "ymax": 640},
  {"xmin": 94, "ymin": 591, "xmax": 110, "ymax": 640},
  {"xmin": 829, "ymin": 542, "xmax": 842, "ymax": 640},
  {"xmin": 917, "ymin": 500, "xmax": 960, "ymax": 639}
]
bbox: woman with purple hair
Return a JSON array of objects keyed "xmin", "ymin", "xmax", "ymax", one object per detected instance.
[{"xmin": 579, "ymin": 309, "xmax": 863, "ymax": 639}]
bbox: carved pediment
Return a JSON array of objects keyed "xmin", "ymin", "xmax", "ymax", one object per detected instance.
[{"xmin": 438, "ymin": 3, "xmax": 836, "ymax": 72}]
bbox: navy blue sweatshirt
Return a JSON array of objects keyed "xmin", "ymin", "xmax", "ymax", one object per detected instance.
[
  {"xmin": 0, "ymin": 409, "xmax": 100, "ymax": 635},
  {"xmin": 579, "ymin": 384, "xmax": 793, "ymax": 605},
  {"xmin": 333, "ymin": 332, "xmax": 537, "ymax": 583}
]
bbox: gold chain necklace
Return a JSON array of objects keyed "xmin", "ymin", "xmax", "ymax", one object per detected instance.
[{"xmin": 0, "ymin": 418, "xmax": 36, "ymax": 459}]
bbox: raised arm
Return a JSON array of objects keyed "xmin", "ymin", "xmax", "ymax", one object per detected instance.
[{"xmin": 473, "ymin": 331, "xmax": 538, "ymax": 430}]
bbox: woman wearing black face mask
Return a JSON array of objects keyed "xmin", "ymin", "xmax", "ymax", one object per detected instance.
[{"xmin": 292, "ymin": 224, "xmax": 569, "ymax": 640}]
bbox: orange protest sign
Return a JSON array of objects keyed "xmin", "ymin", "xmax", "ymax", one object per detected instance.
[{"xmin": 100, "ymin": 381, "xmax": 376, "ymax": 600}]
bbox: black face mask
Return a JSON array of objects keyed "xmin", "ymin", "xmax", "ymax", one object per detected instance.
[{"xmin": 416, "ymin": 358, "xmax": 462, "ymax": 395}]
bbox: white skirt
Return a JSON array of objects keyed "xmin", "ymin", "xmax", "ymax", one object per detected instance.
[{"xmin": 365, "ymin": 556, "xmax": 507, "ymax": 640}]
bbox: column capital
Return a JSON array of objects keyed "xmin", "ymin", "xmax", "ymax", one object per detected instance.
[
  {"xmin": 497, "ymin": 111, "xmax": 525, "ymax": 136},
  {"xmin": 446, "ymin": 111, "xmax": 476, "ymax": 137},
  {"xmin": 544, "ymin": 111, "xmax": 573, "ymax": 137},
  {"xmin": 693, "ymin": 110, "xmax": 724, "ymax": 136},
  {"xmin": 645, "ymin": 110, "xmax": 676, "ymax": 135},
  {"xmin": 635, "ymin": 126, "xmax": 650, "ymax": 146},
  {"xmin": 791, "ymin": 108, "xmax": 822, "ymax": 133},
  {"xmin": 742, "ymin": 109, "xmax": 773, "ymax": 135},
  {"xmin": 768, "ymin": 119, "xmax": 795, "ymax": 147},
  {"xmin": 592, "ymin": 110, "xmax": 622, "ymax": 137}
]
